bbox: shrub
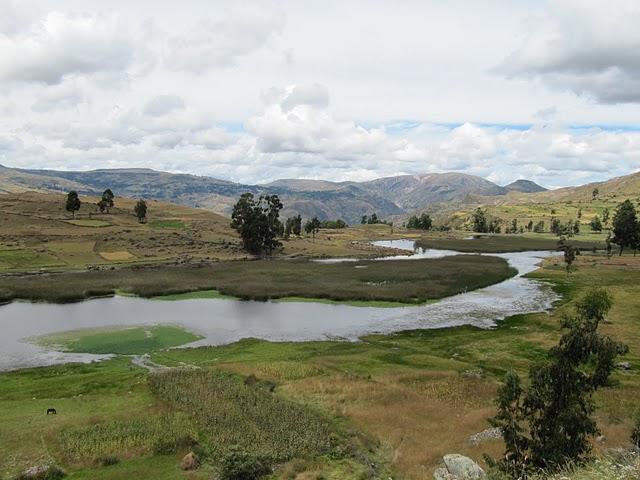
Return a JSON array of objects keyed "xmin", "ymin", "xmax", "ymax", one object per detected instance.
[
  {"xmin": 219, "ymin": 448, "xmax": 271, "ymax": 480},
  {"xmin": 632, "ymin": 419, "xmax": 640, "ymax": 448},
  {"xmin": 95, "ymin": 455, "xmax": 119, "ymax": 467}
]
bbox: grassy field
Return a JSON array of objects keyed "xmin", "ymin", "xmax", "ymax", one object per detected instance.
[
  {"xmin": 415, "ymin": 231, "xmax": 604, "ymax": 253},
  {"xmin": 34, "ymin": 325, "xmax": 203, "ymax": 355},
  {"xmin": 0, "ymin": 254, "xmax": 516, "ymax": 304},
  {"xmin": 0, "ymin": 192, "xmax": 417, "ymax": 274},
  {"xmin": 1, "ymin": 253, "xmax": 639, "ymax": 479}
]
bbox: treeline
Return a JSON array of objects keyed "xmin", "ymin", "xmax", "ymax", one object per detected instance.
[
  {"xmin": 360, "ymin": 213, "xmax": 391, "ymax": 226},
  {"xmin": 64, "ymin": 189, "xmax": 148, "ymax": 223},
  {"xmin": 470, "ymin": 200, "xmax": 639, "ymax": 255}
]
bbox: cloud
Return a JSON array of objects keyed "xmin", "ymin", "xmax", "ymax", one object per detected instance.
[
  {"xmin": 498, "ymin": 0, "xmax": 640, "ymax": 103},
  {"xmin": 166, "ymin": 5, "xmax": 285, "ymax": 73},
  {"xmin": 0, "ymin": 11, "xmax": 141, "ymax": 84},
  {"xmin": 143, "ymin": 95, "xmax": 186, "ymax": 117}
]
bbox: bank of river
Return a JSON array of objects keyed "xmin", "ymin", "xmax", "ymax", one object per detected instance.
[{"xmin": 0, "ymin": 241, "xmax": 559, "ymax": 370}]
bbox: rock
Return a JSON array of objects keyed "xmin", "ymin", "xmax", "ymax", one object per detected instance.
[
  {"xmin": 617, "ymin": 362, "xmax": 632, "ymax": 370},
  {"xmin": 20, "ymin": 465, "xmax": 64, "ymax": 479},
  {"xmin": 433, "ymin": 454, "xmax": 486, "ymax": 480},
  {"xmin": 181, "ymin": 451, "xmax": 199, "ymax": 471},
  {"xmin": 467, "ymin": 427, "xmax": 502, "ymax": 445}
]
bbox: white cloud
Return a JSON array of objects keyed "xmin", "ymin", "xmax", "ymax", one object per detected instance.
[
  {"xmin": 0, "ymin": 11, "xmax": 144, "ymax": 84},
  {"xmin": 143, "ymin": 95, "xmax": 186, "ymax": 117},
  {"xmin": 498, "ymin": 0, "xmax": 640, "ymax": 103},
  {"xmin": 166, "ymin": 4, "xmax": 285, "ymax": 73}
]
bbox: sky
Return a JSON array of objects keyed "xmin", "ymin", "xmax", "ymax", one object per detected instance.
[{"xmin": 1, "ymin": 0, "xmax": 640, "ymax": 188}]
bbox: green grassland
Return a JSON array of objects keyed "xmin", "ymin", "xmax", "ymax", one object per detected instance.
[
  {"xmin": 1, "ymin": 253, "xmax": 638, "ymax": 479},
  {"xmin": 415, "ymin": 231, "xmax": 603, "ymax": 253},
  {"xmin": 0, "ymin": 254, "xmax": 516, "ymax": 304},
  {"xmin": 34, "ymin": 325, "xmax": 203, "ymax": 355}
]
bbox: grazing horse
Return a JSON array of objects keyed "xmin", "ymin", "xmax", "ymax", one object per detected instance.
[{"xmin": 46, "ymin": 408, "xmax": 57, "ymax": 415}]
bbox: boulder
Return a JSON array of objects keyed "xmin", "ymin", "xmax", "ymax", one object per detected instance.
[
  {"xmin": 617, "ymin": 362, "xmax": 632, "ymax": 370},
  {"xmin": 19, "ymin": 465, "xmax": 65, "ymax": 479},
  {"xmin": 181, "ymin": 451, "xmax": 199, "ymax": 471},
  {"xmin": 433, "ymin": 454, "xmax": 486, "ymax": 480}
]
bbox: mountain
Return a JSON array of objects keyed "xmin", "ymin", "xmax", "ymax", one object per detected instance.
[
  {"xmin": 0, "ymin": 164, "xmax": 598, "ymax": 224},
  {"xmin": 504, "ymin": 179, "xmax": 547, "ymax": 193}
]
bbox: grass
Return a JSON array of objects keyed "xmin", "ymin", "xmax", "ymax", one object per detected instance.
[
  {"xmin": 0, "ymin": 254, "xmax": 516, "ymax": 304},
  {"xmin": 149, "ymin": 219, "xmax": 185, "ymax": 230},
  {"xmin": 34, "ymin": 325, "xmax": 203, "ymax": 355},
  {"xmin": 65, "ymin": 219, "xmax": 112, "ymax": 227},
  {"xmin": 1, "ymin": 254, "xmax": 639, "ymax": 479},
  {"xmin": 0, "ymin": 248, "xmax": 62, "ymax": 270},
  {"xmin": 415, "ymin": 232, "xmax": 603, "ymax": 253},
  {"xmin": 152, "ymin": 289, "xmax": 232, "ymax": 301}
]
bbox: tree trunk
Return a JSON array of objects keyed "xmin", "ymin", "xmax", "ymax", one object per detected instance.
[{"xmin": 619, "ymin": 245, "xmax": 623, "ymax": 256}]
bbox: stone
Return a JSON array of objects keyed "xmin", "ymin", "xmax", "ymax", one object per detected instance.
[
  {"xmin": 432, "ymin": 454, "xmax": 486, "ymax": 480},
  {"xmin": 20, "ymin": 465, "xmax": 64, "ymax": 480},
  {"xmin": 467, "ymin": 427, "xmax": 502, "ymax": 446},
  {"xmin": 617, "ymin": 362, "xmax": 632, "ymax": 370},
  {"xmin": 181, "ymin": 451, "xmax": 199, "ymax": 471}
]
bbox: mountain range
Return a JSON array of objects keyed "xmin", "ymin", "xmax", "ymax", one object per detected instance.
[{"xmin": 7, "ymin": 163, "xmax": 636, "ymax": 225}]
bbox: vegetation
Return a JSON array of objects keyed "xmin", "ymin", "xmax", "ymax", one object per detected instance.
[
  {"xmin": 611, "ymin": 199, "xmax": 639, "ymax": 255},
  {"xmin": 489, "ymin": 288, "xmax": 628, "ymax": 477},
  {"xmin": 133, "ymin": 199, "xmax": 147, "ymax": 223},
  {"xmin": 590, "ymin": 215, "xmax": 603, "ymax": 232},
  {"xmin": 283, "ymin": 215, "xmax": 302, "ymax": 238},
  {"xmin": 97, "ymin": 189, "xmax": 115, "ymax": 213},
  {"xmin": 304, "ymin": 216, "xmax": 321, "ymax": 239},
  {"xmin": 34, "ymin": 325, "xmax": 202, "ymax": 355},
  {"xmin": 319, "ymin": 219, "xmax": 347, "ymax": 229},
  {"xmin": 406, "ymin": 213, "xmax": 432, "ymax": 230},
  {"xmin": 65, "ymin": 191, "xmax": 81, "ymax": 218},
  {"xmin": 231, "ymin": 193, "xmax": 283, "ymax": 255},
  {"xmin": 0, "ymin": 254, "xmax": 516, "ymax": 304}
]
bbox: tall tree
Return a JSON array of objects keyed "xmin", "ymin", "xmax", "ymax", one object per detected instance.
[
  {"xmin": 304, "ymin": 216, "xmax": 321, "ymax": 239},
  {"xmin": 65, "ymin": 191, "xmax": 81, "ymax": 218},
  {"xmin": 489, "ymin": 288, "xmax": 628, "ymax": 476},
  {"xmin": 292, "ymin": 214, "xmax": 302, "ymax": 236},
  {"xmin": 97, "ymin": 188, "xmax": 115, "ymax": 213},
  {"xmin": 611, "ymin": 199, "xmax": 638, "ymax": 255},
  {"xmin": 230, "ymin": 193, "xmax": 283, "ymax": 255},
  {"xmin": 602, "ymin": 207, "xmax": 610, "ymax": 227},
  {"xmin": 592, "ymin": 187, "xmax": 599, "ymax": 200},
  {"xmin": 134, "ymin": 199, "xmax": 147, "ymax": 223},
  {"xmin": 589, "ymin": 215, "xmax": 602, "ymax": 232},
  {"xmin": 471, "ymin": 208, "xmax": 488, "ymax": 233}
]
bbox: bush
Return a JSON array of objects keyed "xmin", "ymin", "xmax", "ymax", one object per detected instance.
[
  {"xmin": 219, "ymin": 448, "xmax": 271, "ymax": 480},
  {"xmin": 632, "ymin": 419, "xmax": 640, "ymax": 448},
  {"xmin": 95, "ymin": 455, "xmax": 119, "ymax": 467}
]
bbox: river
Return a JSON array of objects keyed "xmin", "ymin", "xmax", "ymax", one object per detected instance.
[{"xmin": 0, "ymin": 240, "xmax": 559, "ymax": 370}]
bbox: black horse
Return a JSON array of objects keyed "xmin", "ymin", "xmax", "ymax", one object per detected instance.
[{"xmin": 46, "ymin": 408, "xmax": 57, "ymax": 415}]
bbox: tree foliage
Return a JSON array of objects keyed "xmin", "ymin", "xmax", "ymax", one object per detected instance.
[
  {"xmin": 489, "ymin": 288, "xmax": 628, "ymax": 477},
  {"xmin": 65, "ymin": 191, "xmax": 81, "ymax": 218},
  {"xmin": 406, "ymin": 213, "xmax": 432, "ymax": 230},
  {"xmin": 304, "ymin": 216, "xmax": 321, "ymax": 239},
  {"xmin": 611, "ymin": 199, "xmax": 639, "ymax": 255},
  {"xmin": 97, "ymin": 188, "xmax": 115, "ymax": 213},
  {"xmin": 589, "ymin": 215, "xmax": 602, "ymax": 232},
  {"xmin": 134, "ymin": 199, "xmax": 147, "ymax": 223},
  {"xmin": 231, "ymin": 194, "xmax": 283, "ymax": 255}
]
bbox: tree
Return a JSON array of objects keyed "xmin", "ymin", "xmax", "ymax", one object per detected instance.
[
  {"xmin": 230, "ymin": 193, "xmax": 283, "ymax": 255},
  {"xmin": 592, "ymin": 187, "xmax": 599, "ymax": 200},
  {"xmin": 471, "ymin": 208, "xmax": 488, "ymax": 233},
  {"xmin": 533, "ymin": 221, "xmax": 545, "ymax": 233},
  {"xmin": 527, "ymin": 220, "xmax": 533, "ymax": 232},
  {"xmin": 134, "ymin": 199, "xmax": 147, "ymax": 223},
  {"xmin": 611, "ymin": 199, "xmax": 638, "ymax": 255},
  {"xmin": 406, "ymin": 213, "xmax": 432, "ymax": 230},
  {"xmin": 572, "ymin": 219, "xmax": 580, "ymax": 235},
  {"xmin": 292, "ymin": 215, "xmax": 302, "ymax": 236},
  {"xmin": 65, "ymin": 191, "xmax": 81, "ymax": 218},
  {"xmin": 368, "ymin": 213, "xmax": 379, "ymax": 224},
  {"xmin": 304, "ymin": 216, "xmax": 321, "ymax": 239},
  {"xmin": 550, "ymin": 217, "xmax": 562, "ymax": 236},
  {"xmin": 559, "ymin": 240, "xmax": 577, "ymax": 274},
  {"xmin": 602, "ymin": 208, "xmax": 610, "ymax": 227},
  {"xmin": 361, "ymin": 215, "xmax": 368, "ymax": 225},
  {"xmin": 97, "ymin": 188, "xmax": 115, "ymax": 213},
  {"xmin": 489, "ymin": 288, "xmax": 628, "ymax": 476},
  {"xmin": 589, "ymin": 215, "xmax": 602, "ymax": 232}
]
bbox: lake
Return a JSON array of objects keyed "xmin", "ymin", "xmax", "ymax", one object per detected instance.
[{"xmin": 0, "ymin": 240, "xmax": 559, "ymax": 370}]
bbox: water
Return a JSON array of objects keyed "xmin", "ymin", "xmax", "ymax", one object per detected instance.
[{"xmin": 0, "ymin": 241, "xmax": 560, "ymax": 371}]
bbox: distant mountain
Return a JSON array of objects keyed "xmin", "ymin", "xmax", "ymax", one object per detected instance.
[
  {"xmin": 0, "ymin": 164, "xmax": 597, "ymax": 224},
  {"xmin": 504, "ymin": 179, "xmax": 547, "ymax": 193}
]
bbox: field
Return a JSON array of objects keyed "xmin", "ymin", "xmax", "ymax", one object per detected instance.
[
  {"xmin": 0, "ymin": 254, "xmax": 516, "ymax": 304},
  {"xmin": 34, "ymin": 325, "xmax": 203, "ymax": 355},
  {"xmin": 0, "ymin": 192, "xmax": 415, "ymax": 274},
  {"xmin": 1, "ymin": 252, "xmax": 639, "ymax": 479},
  {"xmin": 415, "ymin": 231, "xmax": 604, "ymax": 253}
]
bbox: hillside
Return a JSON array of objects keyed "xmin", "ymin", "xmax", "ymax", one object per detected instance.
[{"xmin": 0, "ymin": 165, "xmax": 549, "ymax": 224}]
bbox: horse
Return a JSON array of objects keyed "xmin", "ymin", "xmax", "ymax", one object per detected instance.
[{"xmin": 46, "ymin": 408, "xmax": 57, "ymax": 415}]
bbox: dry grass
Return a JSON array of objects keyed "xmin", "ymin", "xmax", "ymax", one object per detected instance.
[{"xmin": 98, "ymin": 251, "xmax": 135, "ymax": 261}]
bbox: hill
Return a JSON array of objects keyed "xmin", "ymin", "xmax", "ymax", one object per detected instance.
[{"xmin": 505, "ymin": 179, "xmax": 547, "ymax": 193}]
